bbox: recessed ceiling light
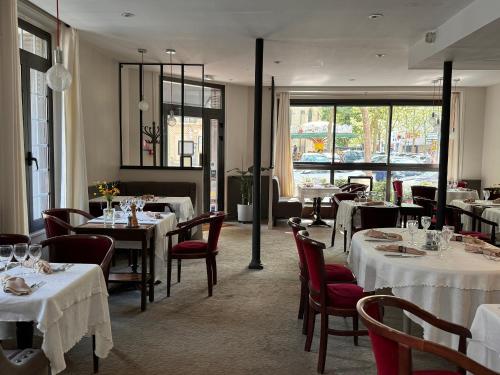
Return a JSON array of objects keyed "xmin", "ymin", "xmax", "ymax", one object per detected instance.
[
  {"xmin": 165, "ymin": 49, "xmax": 176, "ymax": 55},
  {"xmin": 204, "ymin": 74, "xmax": 214, "ymax": 81},
  {"xmin": 349, "ymin": 78, "xmax": 356, "ymax": 82},
  {"xmin": 121, "ymin": 12, "xmax": 135, "ymax": 18},
  {"xmin": 375, "ymin": 53, "xmax": 386, "ymax": 58},
  {"xmin": 369, "ymin": 13, "xmax": 384, "ymax": 20},
  {"xmin": 274, "ymin": 60, "xmax": 281, "ymax": 64}
]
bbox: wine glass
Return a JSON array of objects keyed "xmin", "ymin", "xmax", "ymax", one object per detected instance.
[
  {"xmin": 0, "ymin": 245, "xmax": 13, "ymax": 271},
  {"xmin": 483, "ymin": 189, "xmax": 491, "ymax": 201},
  {"xmin": 421, "ymin": 216, "xmax": 431, "ymax": 231},
  {"xmin": 13, "ymin": 243, "xmax": 28, "ymax": 273},
  {"xmin": 407, "ymin": 220, "xmax": 419, "ymax": 246},
  {"xmin": 356, "ymin": 191, "xmax": 363, "ymax": 202},
  {"xmin": 29, "ymin": 244, "xmax": 42, "ymax": 273},
  {"xmin": 136, "ymin": 198, "xmax": 145, "ymax": 212}
]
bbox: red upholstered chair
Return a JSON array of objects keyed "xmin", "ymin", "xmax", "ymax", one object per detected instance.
[
  {"xmin": 165, "ymin": 212, "xmax": 226, "ymax": 297},
  {"xmin": 392, "ymin": 180, "xmax": 403, "ymax": 205},
  {"xmin": 350, "ymin": 206, "xmax": 399, "ymax": 249},
  {"xmin": 288, "ymin": 218, "xmax": 356, "ymax": 334},
  {"xmin": 0, "ymin": 234, "xmax": 30, "ymax": 246},
  {"xmin": 296, "ymin": 230, "xmax": 367, "ymax": 374},
  {"xmin": 40, "ymin": 234, "xmax": 114, "ymax": 373},
  {"xmin": 456, "ymin": 180, "xmax": 468, "ymax": 188},
  {"xmin": 357, "ymin": 295, "xmax": 497, "ymax": 375},
  {"xmin": 411, "ymin": 185, "xmax": 437, "ymax": 203},
  {"xmin": 330, "ymin": 192, "xmax": 357, "ymax": 248},
  {"xmin": 42, "ymin": 208, "xmax": 94, "ymax": 238}
]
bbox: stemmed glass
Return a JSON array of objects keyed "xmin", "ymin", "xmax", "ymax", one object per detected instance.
[
  {"xmin": 407, "ymin": 220, "xmax": 419, "ymax": 246},
  {"xmin": 119, "ymin": 200, "xmax": 129, "ymax": 217},
  {"xmin": 29, "ymin": 244, "xmax": 42, "ymax": 273},
  {"xmin": 483, "ymin": 189, "xmax": 491, "ymax": 201},
  {"xmin": 136, "ymin": 198, "xmax": 145, "ymax": 212},
  {"xmin": 356, "ymin": 191, "xmax": 363, "ymax": 202},
  {"xmin": 13, "ymin": 243, "xmax": 28, "ymax": 274},
  {"xmin": 0, "ymin": 245, "xmax": 13, "ymax": 271}
]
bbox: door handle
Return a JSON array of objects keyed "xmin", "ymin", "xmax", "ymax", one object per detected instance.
[{"xmin": 26, "ymin": 152, "xmax": 39, "ymax": 170}]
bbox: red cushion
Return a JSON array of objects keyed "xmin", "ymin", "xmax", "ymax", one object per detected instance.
[
  {"xmin": 460, "ymin": 231, "xmax": 490, "ymax": 241},
  {"xmin": 325, "ymin": 283, "xmax": 364, "ymax": 309},
  {"xmin": 414, "ymin": 371, "xmax": 459, "ymax": 375},
  {"xmin": 172, "ymin": 240, "xmax": 208, "ymax": 253},
  {"xmin": 325, "ymin": 264, "xmax": 356, "ymax": 283}
]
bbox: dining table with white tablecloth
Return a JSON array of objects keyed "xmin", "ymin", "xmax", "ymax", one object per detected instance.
[
  {"xmin": 348, "ymin": 228, "xmax": 500, "ymax": 349},
  {"xmin": 440, "ymin": 188, "xmax": 479, "ymax": 204},
  {"xmin": 0, "ymin": 263, "xmax": 113, "ymax": 374},
  {"xmin": 468, "ymin": 304, "xmax": 500, "ymax": 372},
  {"xmin": 450, "ymin": 199, "xmax": 500, "ymax": 232}
]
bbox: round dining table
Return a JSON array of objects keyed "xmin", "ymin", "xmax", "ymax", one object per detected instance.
[{"xmin": 348, "ymin": 228, "xmax": 500, "ymax": 348}]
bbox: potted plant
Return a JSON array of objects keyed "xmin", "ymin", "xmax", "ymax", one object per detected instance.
[{"xmin": 227, "ymin": 165, "xmax": 269, "ymax": 223}]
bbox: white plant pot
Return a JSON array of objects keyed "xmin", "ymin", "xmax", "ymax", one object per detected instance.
[{"xmin": 237, "ymin": 204, "xmax": 253, "ymax": 223}]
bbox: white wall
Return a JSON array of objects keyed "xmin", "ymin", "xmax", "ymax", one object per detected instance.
[
  {"xmin": 461, "ymin": 87, "xmax": 486, "ymax": 179},
  {"xmin": 482, "ymin": 83, "xmax": 500, "ymax": 187}
]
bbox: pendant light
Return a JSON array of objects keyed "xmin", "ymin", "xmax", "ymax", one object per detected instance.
[
  {"xmin": 428, "ymin": 79, "xmax": 439, "ymax": 128},
  {"xmin": 47, "ymin": 0, "xmax": 72, "ymax": 92},
  {"xmin": 166, "ymin": 49, "xmax": 177, "ymax": 127},
  {"xmin": 138, "ymin": 49, "xmax": 149, "ymax": 111}
]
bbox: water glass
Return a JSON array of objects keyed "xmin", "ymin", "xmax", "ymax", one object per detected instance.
[
  {"xmin": 483, "ymin": 190, "xmax": 491, "ymax": 201},
  {"xmin": 29, "ymin": 244, "xmax": 42, "ymax": 273},
  {"xmin": 136, "ymin": 198, "xmax": 145, "ymax": 212},
  {"xmin": 14, "ymin": 243, "xmax": 28, "ymax": 272},
  {"xmin": 441, "ymin": 226, "xmax": 454, "ymax": 251},
  {"xmin": 356, "ymin": 191, "xmax": 363, "ymax": 201},
  {"xmin": 0, "ymin": 245, "xmax": 13, "ymax": 271},
  {"xmin": 407, "ymin": 220, "xmax": 419, "ymax": 245},
  {"xmin": 421, "ymin": 216, "xmax": 431, "ymax": 231}
]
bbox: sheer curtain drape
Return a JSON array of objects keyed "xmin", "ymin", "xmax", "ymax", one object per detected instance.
[
  {"xmin": 273, "ymin": 92, "xmax": 295, "ymax": 197},
  {"xmin": 61, "ymin": 27, "xmax": 88, "ymax": 213},
  {"xmin": 448, "ymin": 92, "xmax": 462, "ymax": 181},
  {"xmin": 0, "ymin": 0, "xmax": 29, "ymax": 234}
]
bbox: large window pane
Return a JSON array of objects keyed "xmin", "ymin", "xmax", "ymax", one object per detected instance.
[
  {"xmin": 334, "ymin": 106, "xmax": 389, "ymax": 163},
  {"xmin": 333, "ymin": 170, "xmax": 387, "ymax": 198},
  {"xmin": 390, "ymin": 106, "xmax": 440, "ymax": 164},
  {"xmin": 290, "ymin": 106, "xmax": 335, "ymax": 163},
  {"xmin": 391, "ymin": 171, "xmax": 438, "ymax": 201},
  {"xmin": 293, "ymin": 169, "xmax": 330, "ymax": 196}
]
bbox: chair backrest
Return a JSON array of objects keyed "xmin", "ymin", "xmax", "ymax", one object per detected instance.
[
  {"xmin": 444, "ymin": 205, "xmax": 462, "ymax": 231},
  {"xmin": 456, "ymin": 180, "xmax": 468, "ymax": 188},
  {"xmin": 357, "ymin": 295, "xmax": 497, "ymax": 375},
  {"xmin": 332, "ymin": 192, "xmax": 357, "ymax": 218},
  {"xmin": 287, "ymin": 217, "xmax": 307, "ymax": 271},
  {"xmin": 41, "ymin": 234, "xmax": 115, "ymax": 283},
  {"xmin": 340, "ymin": 183, "xmax": 368, "ymax": 193},
  {"xmin": 411, "ymin": 185, "xmax": 437, "ymax": 202},
  {"xmin": 348, "ymin": 176, "xmax": 373, "ymax": 191},
  {"xmin": 296, "ymin": 230, "xmax": 326, "ymax": 302},
  {"xmin": 392, "ymin": 180, "xmax": 403, "ymax": 198},
  {"xmin": 207, "ymin": 212, "xmax": 226, "ymax": 252},
  {"xmin": 359, "ymin": 206, "xmax": 399, "ymax": 229},
  {"xmin": 272, "ymin": 177, "xmax": 281, "ymax": 206},
  {"xmin": 42, "ymin": 208, "xmax": 93, "ymax": 238},
  {"xmin": 0, "ymin": 234, "xmax": 30, "ymax": 246},
  {"xmin": 413, "ymin": 197, "xmax": 437, "ymax": 218}
]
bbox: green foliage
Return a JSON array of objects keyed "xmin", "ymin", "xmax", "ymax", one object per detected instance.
[{"xmin": 227, "ymin": 166, "xmax": 270, "ymax": 205}]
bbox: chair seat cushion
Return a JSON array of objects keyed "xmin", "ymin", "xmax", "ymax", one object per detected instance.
[
  {"xmin": 413, "ymin": 371, "xmax": 459, "ymax": 375},
  {"xmin": 325, "ymin": 264, "xmax": 356, "ymax": 282},
  {"xmin": 460, "ymin": 231, "xmax": 490, "ymax": 241},
  {"xmin": 325, "ymin": 283, "xmax": 364, "ymax": 309},
  {"xmin": 172, "ymin": 240, "xmax": 208, "ymax": 253}
]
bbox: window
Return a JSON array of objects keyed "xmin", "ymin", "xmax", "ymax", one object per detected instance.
[
  {"xmin": 18, "ymin": 19, "xmax": 54, "ymax": 232},
  {"xmin": 291, "ymin": 101, "xmax": 440, "ymax": 200}
]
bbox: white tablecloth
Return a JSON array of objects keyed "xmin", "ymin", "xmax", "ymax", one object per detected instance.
[
  {"xmin": 482, "ymin": 208, "xmax": 500, "ymax": 237},
  {"xmin": 90, "ymin": 196, "xmax": 194, "ymax": 222},
  {"xmin": 348, "ymin": 228, "xmax": 500, "ymax": 348},
  {"xmin": 0, "ymin": 264, "xmax": 113, "ymax": 374},
  {"xmin": 89, "ymin": 212, "xmax": 177, "ymax": 283},
  {"xmin": 468, "ymin": 304, "xmax": 500, "ymax": 372},
  {"xmin": 441, "ymin": 189, "xmax": 479, "ymax": 204},
  {"xmin": 450, "ymin": 199, "xmax": 500, "ymax": 232},
  {"xmin": 297, "ymin": 185, "xmax": 341, "ymax": 202}
]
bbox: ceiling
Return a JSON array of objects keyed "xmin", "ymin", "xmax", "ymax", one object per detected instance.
[{"xmin": 30, "ymin": 0, "xmax": 500, "ymax": 87}]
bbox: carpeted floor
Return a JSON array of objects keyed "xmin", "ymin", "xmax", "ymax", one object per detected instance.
[{"xmin": 58, "ymin": 221, "xmax": 449, "ymax": 374}]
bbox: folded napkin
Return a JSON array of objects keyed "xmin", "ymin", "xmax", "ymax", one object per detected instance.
[
  {"xmin": 375, "ymin": 244, "xmax": 426, "ymax": 256},
  {"xmin": 463, "ymin": 198, "xmax": 476, "ymax": 203},
  {"xmin": 463, "ymin": 238, "xmax": 500, "ymax": 258},
  {"xmin": 493, "ymin": 198, "xmax": 500, "ymax": 204},
  {"xmin": 365, "ymin": 229, "xmax": 403, "ymax": 241},
  {"xmin": 363, "ymin": 200, "xmax": 385, "ymax": 206},
  {"xmin": 23, "ymin": 259, "xmax": 53, "ymax": 274},
  {"xmin": 3, "ymin": 276, "xmax": 31, "ymax": 296}
]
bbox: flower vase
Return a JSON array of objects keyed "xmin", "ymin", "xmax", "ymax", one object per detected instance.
[{"xmin": 103, "ymin": 200, "xmax": 115, "ymax": 225}]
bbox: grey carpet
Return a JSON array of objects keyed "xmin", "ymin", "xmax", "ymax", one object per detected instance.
[{"xmin": 58, "ymin": 221, "xmax": 451, "ymax": 374}]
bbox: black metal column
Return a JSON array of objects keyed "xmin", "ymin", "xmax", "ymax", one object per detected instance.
[
  {"xmin": 249, "ymin": 38, "xmax": 264, "ymax": 270},
  {"xmin": 436, "ymin": 60, "xmax": 453, "ymax": 229},
  {"xmin": 269, "ymin": 76, "xmax": 275, "ymax": 169}
]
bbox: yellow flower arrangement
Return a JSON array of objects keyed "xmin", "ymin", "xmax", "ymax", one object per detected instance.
[{"xmin": 94, "ymin": 181, "xmax": 120, "ymax": 204}]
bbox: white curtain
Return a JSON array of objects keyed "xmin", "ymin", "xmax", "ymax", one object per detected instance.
[
  {"xmin": 448, "ymin": 92, "xmax": 462, "ymax": 180},
  {"xmin": 273, "ymin": 92, "xmax": 295, "ymax": 197},
  {"xmin": 0, "ymin": 0, "xmax": 29, "ymax": 234},
  {"xmin": 61, "ymin": 27, "xmax": 88, "ymax": 212}
]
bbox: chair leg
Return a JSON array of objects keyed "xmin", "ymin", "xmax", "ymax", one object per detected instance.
[
  {"xmin": 167, "ymin": 255, "xmax": 172, "ymax": 297},
  {"xmin": 92, "ymin": 335, "xmax": 99, "ymax": 373},
  {"xmin": 298, "ymin": 280, "xmax": 306, "ymax": 320},
  {"xmin": 302, "ymin": 296, "xmax": 309, "ymax": 335},
  {"xmin": 205, "ymin": 257, "xmax": 213, "ymax": 297},
  {"xmin": 305, "ymin": 305, "xmax": 315, "ymax": 352},
  {"xmin": 353, "ymin": 315, "xmax": 359, "ymax": 346},
  {"xmin": 318, "ymin": 312, "xmax": 328, "ymax": 374},
  {"xmin": 331, "ymin": 221, "xmax": 336, "ymax": 247},
  {"xmin": 177, "ymin": 259, "xmax": 182, "ymax": 283},
  {"xmin": 343, "ymin": 231, "xmax": 347, "ymax": 252},
  {"xmin": 212, "ymin": 256, "xmax": 217, "ymax": 285}
]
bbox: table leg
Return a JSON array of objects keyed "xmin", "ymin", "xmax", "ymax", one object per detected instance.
[
  {"xmin": 308, "ymin": 197, "xmax": 331, "ymax": 227},
  {"xmin": 131, "ymin": 251, "xmax": 138, "ymax": 273},
  {"xmin": 141, "ymin": 239, "xmax": 147, "ymax": 311},
  {"xmin": 16, "ymin": 322, "xmax": 34, "ymax": 349},
  {"xmin": 149, "ymin": 233, "xmax": 155, "ymax": 303}
]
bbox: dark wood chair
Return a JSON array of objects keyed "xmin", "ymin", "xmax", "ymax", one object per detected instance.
[
  {"xmin": 445, "ymin": 205, "xmax": 498, "ymax": 244},
  {"xmin": 456, "ymin": 180, "xmax": 468, "ymax": 188},
  {"xmin": 40, "ymin": 234, "xmax": 114, "ymax": 374},
  {"xmin": 357, "ymin": 295, "xmax": 497, "ymax": 375},
  {"xmin": 0, "ymin": 343, "xmax": 49, "ymax": 375},
  {"xmin": 0, "ymin": 234, "xmax": 30, "ymax": 246},
  {"xmin": 296, "ymin": 230, "xmax": 367, "ymax": 373},
  {"xmin": 350, "ymin": 206, "xmax": 400, "ymax": 245},
  {"xmin": 165, "ymin": 212, "xmax": 226, "ymax": 297},
  {"xmin": 42, "ymin": 208, "xmax": 94, "ymax": 238},
  {"xmin": 411, "ymin": 185, "xmax": 437, "ymax": 203},
  {"xmin": 413, "ymin": 196, "xmax": 437, "ymax": 229},
  {"xmin": 339, "ymin": 183, "xmax": 367, "ymax": 193},
  {"xmin": 348, "ymin": 176, "xmax": 373, "ymax": 191},
  {"xmin": 288, "ymin": 218, "xmax": 356, "ymax": 334},
  {"xmin": 392, "ymin": 180, "xmax": 403, "ymax": 205},
  {"xmin": 330, "ymin": 193, "xmax": 357, "ymax": 247},
  {"xmin": 272, "ymin": 177, "xmax": 303, "ymax": 225}
]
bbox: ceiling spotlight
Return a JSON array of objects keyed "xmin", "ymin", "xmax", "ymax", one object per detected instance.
[
  {"xmin": 375, "ymin": 53, "xmax": 386, "ymax": 58},
  {"xmin": 369, "ymin": 13, "xmax": 384, "ymax": 20},
  {"xmin": 425, "ymin": 31, "xmax": 437, "ymax": 44},
  {"xmin": 121, "ymin": 12, "xmax": 135, "ymax": 18},
  {"xmin": 165, "ymin": 48, "xmax": 176, "ymax": 55},
  {"xmin": 204, "ymin": 74, "xmax": 214, "ymax": 81},
  {"xmin": 349, "ymin": 78, "xmax": 356, "ymax": 82},
  {"xmin": 274, "ymin": 60, "xmax": 281, "ymax": 64}
]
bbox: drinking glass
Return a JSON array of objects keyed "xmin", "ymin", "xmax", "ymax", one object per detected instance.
[
  {"xmin": 441, "ymin": 226, "xmax": 454, "ymax": 251},
  {"xmin": 136, "ymin": 198, "xmax": 145, "ymax": 212},
  {"xmin": 421, "ymin": 216, "xmax": 431, "ymax": 231},
  {"xmin": 407, "ymin": 220, "xmax": 419, "ymax": 245},
  {"xmin": 0, "ymin": 245, "xmax": 13, "ymax": 271},
  {"xmin": 13, "ymin": 243, "xmax": 28, "ymax": 273},
  {"xmin": 28, "ymin": 244, "xmax": 42, "ymax": 273},
  {"xmin": 483, "ymin": 190, "xmax": 491, "ymax": 201},
  {"xmin": 356, "ymin": 191, "xmax": 363, "ymax": 201}
]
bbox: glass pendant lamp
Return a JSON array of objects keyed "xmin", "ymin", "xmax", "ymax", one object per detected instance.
[{"xmin": 47, "ymin": 0, "xmax": 72, "ymax": 92}]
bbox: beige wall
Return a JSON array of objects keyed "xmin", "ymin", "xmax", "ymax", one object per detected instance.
[
  {"xmin": 482, "ymin": 83, "xmax": 500, "ymax": 187},
  {"xmin": 461, "ymin": 87, "xmax": 486, "ymax": 179}
]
